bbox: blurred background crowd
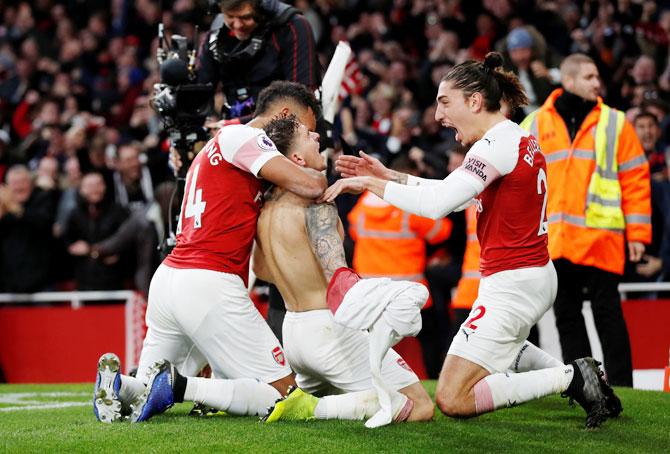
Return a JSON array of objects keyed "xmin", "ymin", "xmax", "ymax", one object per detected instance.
[{"xmin": 1, "ymin": 0, "xmax": 670, "ymax": 377}]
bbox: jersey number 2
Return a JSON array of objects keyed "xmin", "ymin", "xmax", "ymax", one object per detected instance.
[
  {"xmin": 537, "ymin": 168, "xmax": 548, "ymax": 236},
  {"xmin": 464, "ymin": 306, "xmax": 486, "ymax": 330},
  {"xmin": 177, "ymin": 163, "xmax": 207, "ymax": 233}
]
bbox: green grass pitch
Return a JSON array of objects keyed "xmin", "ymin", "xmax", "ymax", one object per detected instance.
[{"xmin": 1, "ymin": 382, "xmax": 668, "ymax": 453}]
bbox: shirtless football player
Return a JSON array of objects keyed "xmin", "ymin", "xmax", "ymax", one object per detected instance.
[{"xmin": 254, "ymin": 115, "xmax": 434, "ymax": 427}]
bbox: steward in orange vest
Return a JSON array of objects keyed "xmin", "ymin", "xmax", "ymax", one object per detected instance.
[
  {"xmin": 520, "ymin": 54, "xmax": 651, "ymax": 386},
  {"xmin": 348, "ymin": 190, "xmax": 452, "ymax": 307}
]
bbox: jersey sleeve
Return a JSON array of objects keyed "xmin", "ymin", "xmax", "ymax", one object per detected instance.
[
  {"xmin": 454, "ymin": 134, "xmax": 519, "ymax": 192},
  {"xmin": 406, "ymin": 174, "xmax": 442, "ymax": 186},
  {"xmin": 217, "ymin": 125, "xmax": 284, "ymax": 177},
  {"xmin": 383, "ymin": 171, "xmax": 480, "ymax": 220}
]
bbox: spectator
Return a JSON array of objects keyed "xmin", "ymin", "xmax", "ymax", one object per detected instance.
[
  {"xmin": 63, "ymin": 171, "xmax": 129, "ymax": 291},
  {"xmin": 0, "ymin": 164, "xmax": 57, "ymax": 292},
  {"xmin": 504, "ymin": 27, "xmax": 557, "ymax": 118},
  {"xmin": 0, "ymin": 129, "xmax": 11, "ymax": 181},
  {"xmin": 198, "ymin": 0, "xmax": 320, "ymax": 119},
  {"xmin": 112, "ymin": 142, "xmax": 153, "ymax": 212},
  {"xmin": 633, "ymin": 111, "xmax": 666, "ymax": 180},
  {"xmin": 520, "ymin": 53, "xmax": 651, "ymax": 386},
  {"xmin": 54, "ymin": 155, "xmax": 81, "ymax": 237}
]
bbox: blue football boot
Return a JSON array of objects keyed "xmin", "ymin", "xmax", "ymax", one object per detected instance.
[
  {"xmin": 131, "ymin": 360, "xmax": 179, "ymax": 422},
  {"xmin": 93, "ymin": 353, "xmax": 123, "ymax": 423}
]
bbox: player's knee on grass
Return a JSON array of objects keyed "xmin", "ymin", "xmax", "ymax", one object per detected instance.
[
  {"xmin": 402, "ymin": 383, "xmax": 434, "ymax": 421},
  {"xmin": 408, "ymin": 393, "xmax": 435, "ymax": 421},
  {"xmin": 269, "ymin": 374, "xmax": 297, "ymax": 396},
  {"xmin": 436, "ymin": 389, "xmax": 477, "ymax": 418}
]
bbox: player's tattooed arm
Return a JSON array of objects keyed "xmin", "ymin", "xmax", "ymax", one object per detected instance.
[
  {"xmin": 305, "ymin": 202, "xmax": 348, "ymax": 281},
  {"xmin": 390, "ymin": 171, "xmax": 408, "ymax": 185}
]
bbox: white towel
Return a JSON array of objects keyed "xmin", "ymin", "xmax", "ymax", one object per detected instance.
[
  {"xmin": 333, "ymin": 278, "xmax": 428, "ymax": 428},
  {"xmin": 333, "ymin": 278, "xmax": 426, "ymax": 335}
]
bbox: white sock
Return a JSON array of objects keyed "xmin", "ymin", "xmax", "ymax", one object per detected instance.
[
  {"xmin": 118, "ymin": 374, "xmax": 146, "ymax": 405},
  {"xmin": 183, "ymin": 377, "xmax": 281, "ymax": 416},
  {"xmin": 314, "ymin": 389, "xmax": 380, "ymax": 420},
  {"xmin": 510, "ymin": 341, "xmax": 563, "ymax": 372},
  {"xmin": 474, "ymin": 365, "xmax": 574, "ymax": 414}
]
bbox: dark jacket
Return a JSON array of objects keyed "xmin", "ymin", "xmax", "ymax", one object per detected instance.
[
  {"xmin": 0, "ymin": 188, "xmax": 58, "ymax": 292},
  {"xmin": 198, "ymin": 3, "xmax": 320, "ymax": 117},
  {"xmin": 64, "ymin": 195, "xmax": 129, "ymax": 290}
]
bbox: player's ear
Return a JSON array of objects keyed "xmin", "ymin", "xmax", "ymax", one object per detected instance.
[
  {"xmin": 290, "ymin": 151, "xmax": 306, "ymax": 167},
  {"xmin": 279, "ymin": 107, "xmax": 290, "ymax": 118},
  {"xmin": 470, "ymin": 92, "xmax": 484, "ymax": 113}
]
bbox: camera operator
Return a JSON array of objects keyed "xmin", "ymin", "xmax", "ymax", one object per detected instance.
[{"xmin": 198, "ymin": 0, "xmax": 321, "ymax": 120}]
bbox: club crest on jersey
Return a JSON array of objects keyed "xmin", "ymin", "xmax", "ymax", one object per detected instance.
[
  {"xmin": 397, "ymin": 358, "xmax": 413, "ymax": 372},
  {"xmin": 272, "ymin": 346, "xmax": 286, "ymax": 366},
  {"xmin": 257, "ymin": 134, "xmax": 277, "ymax": 152}
]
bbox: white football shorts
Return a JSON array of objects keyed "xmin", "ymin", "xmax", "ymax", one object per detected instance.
[
  {"xmin": 282, "ymin": 309, "xmax": 418, "ymax": 396},
  {"xmin": 137, "ymin": 264, "xmax": 291, "ymax": 383},
  {"xmin": 447, "ymin": 260, "xmax": 557, "ymax": 373}
]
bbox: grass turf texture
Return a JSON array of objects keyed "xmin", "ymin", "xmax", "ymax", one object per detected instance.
[{"xmin": 1, "ymin": 382, "xmax": 668, "ymax": 453}]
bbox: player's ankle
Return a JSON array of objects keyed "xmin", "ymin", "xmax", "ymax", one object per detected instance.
[{"xmin": 172, "ymin": 368, "xmax": 187, "ymax": 403}]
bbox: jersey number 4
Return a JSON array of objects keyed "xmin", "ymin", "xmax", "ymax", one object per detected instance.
[
  {"xmin": 537, "ymin": 168, "xmax": 548, "ymax": 236},
  {"xmin": 177, "ymin": 163, "xmax": 207, "ymax": 233}
]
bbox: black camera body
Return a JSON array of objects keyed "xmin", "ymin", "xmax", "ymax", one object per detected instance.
[{"xmin": 152, "ymin": 34, "xmax": 214, "ymax": 178}]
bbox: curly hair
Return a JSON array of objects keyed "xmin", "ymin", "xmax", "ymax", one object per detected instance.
[{"xmin": 262, "ymin": 114, "xmax": 300, "ymax": 156}]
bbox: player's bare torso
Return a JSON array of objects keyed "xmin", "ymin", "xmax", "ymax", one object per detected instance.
[{"xmin": 255, "ymin": 188, "xmax": 345, "ymax": 312}]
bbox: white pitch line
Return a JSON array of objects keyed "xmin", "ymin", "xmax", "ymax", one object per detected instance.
[{"xmin": 0, "ymin": 402, "xmax": 89, "ymax": 412}]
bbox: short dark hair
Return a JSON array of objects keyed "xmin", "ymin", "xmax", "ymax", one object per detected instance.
[
  {"xmin": 219, "ymin": 0, "xmax": 268, "ymax": 23},
  {"xmin": 263, "ymin": 114, "xmax": 300, "ymax": 156},
  {"xmin": 219, "ymin": 0, "xmax": 260, "ymax": 13},
  {"xmin": 634, "ymin": 111, "xmax": 659, "ymax": 127},
  {"xmin": 254, "ymin": 81, "xmax": 321, "ymax": 118}
]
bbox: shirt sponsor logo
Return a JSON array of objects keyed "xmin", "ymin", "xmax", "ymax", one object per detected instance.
[
  {"xmin": 257, "ymin": 134, "xmax": 277, "ymax": 151},
  {"xmin": 463, "ymin": 156, "xmax": 488, "ymax": 182},
  {"xmin": 272, "ymin": 346, "xmax": 286, "ymax": 366}
]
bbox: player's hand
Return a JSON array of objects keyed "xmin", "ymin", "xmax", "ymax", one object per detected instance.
[
  {"xmin": 628, "ymin": 241, "xmax": 645, "ymax": 263},
  {"xmin": 335, "ymin": 151, "xmax": 389, "ymax": 179},
  {"xmin": 319, "ymin": 177, "xmax": 370, "ymax": 203},
  {"xmin": 636, "ymin": 254, "xmax": 662, "ymax": 277}
]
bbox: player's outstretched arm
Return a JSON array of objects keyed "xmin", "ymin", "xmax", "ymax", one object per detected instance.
[
  {"xmin": 305, "ymin": 202, "xmax": 348, "ymax": 281},
  {"xmin": 336, "ymin": 151, "xmax": 408, "ymax": 183},
  {"xmin": 260, "ymin": 157, "xmax": 327, "ymax": 199}
]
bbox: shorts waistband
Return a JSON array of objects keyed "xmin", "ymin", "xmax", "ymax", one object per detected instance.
[{"xmin": 284, "ymin": 309, "xmax": 333, "ymax": 322}]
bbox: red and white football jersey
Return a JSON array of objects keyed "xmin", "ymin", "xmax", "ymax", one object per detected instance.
[
  {"xmin": 456, "ymin": 120, "xmax": 549, "ymax": 277},
  {"xmin": 164, "ymin": 124, "xmax": 283, "ymax": 284}
]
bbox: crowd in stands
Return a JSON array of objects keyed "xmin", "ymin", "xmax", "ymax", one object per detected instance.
[{"xmin": 1, "ymin": 0, "xmax": 670, "ymax": 303}]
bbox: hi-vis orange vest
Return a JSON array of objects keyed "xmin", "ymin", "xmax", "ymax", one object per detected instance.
[
  {"xmin": 452, "ymin": 205, "xmax": 480, "ymax": 310},
  {"xmin": 348, "ymin": 191, "xmax": 452, "ymax": 307},
  {"xmin": 521, "ymin": 89, "xmax": 651, "ymax": 275}
]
